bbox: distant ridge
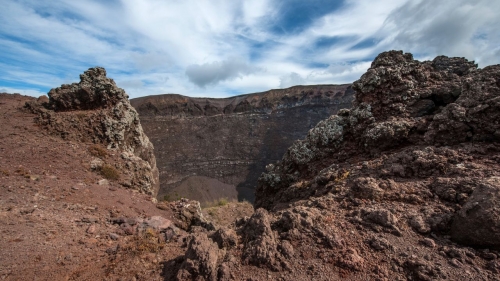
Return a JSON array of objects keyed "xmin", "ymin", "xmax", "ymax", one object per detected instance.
[{"xmin": 131, "ymin": 84, "xmax": 353, "ymax": 117}]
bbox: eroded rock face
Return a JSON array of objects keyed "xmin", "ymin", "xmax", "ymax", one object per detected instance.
[
  {"xmin": 26, "ymin": 67, "xmax": 159, "ymax": 195},
  {"xmin": 131, "ymin": 85, "xmax": 354, "ymax": 202}
]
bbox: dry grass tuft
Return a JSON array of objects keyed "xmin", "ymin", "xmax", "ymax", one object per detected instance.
[
  {"xmin": 124, "ymin": 228, "xmax": 165, "ymax": 254},
  {"xmin": 217, "ymin": 197, "xmax": 229, "ymax": 206},
  {"xmin": 203, "ymin": 197, "xmax": 233, "ymax": 208},
  {"xmin": 291, "ymin": 180, "xmax": 310, "ymax": 189},
  {"xmin": 162, "ymin": 192, "xmax": 181, "ymax": 202},
  {"xmin": 88, "ymin": 144, "xmax": 108, "ymax": 158},
  {"xmin": 335, "ymin": 170, "xmax": 350, "ymax": 182},
  {"xmin": 100, "ymin": 164, "xmax": 120, "ymax": 180}
]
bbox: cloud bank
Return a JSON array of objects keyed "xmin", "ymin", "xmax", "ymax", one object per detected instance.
[{"xmin": 0, "ymin": 0, "xmax": 498, "ymax": 98}]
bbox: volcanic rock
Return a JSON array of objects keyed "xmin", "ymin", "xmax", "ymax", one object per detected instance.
[
  {"xmin": 26, "ymin": 67, "xmax": 159, "ymax": 195},
  {"xmin": 451, "ymin": 176, "xmax": 500, "ymax": 249},
  {"xmin": 4, "ymin": 49, "xmax": 500, "ymax": 280},
  {"xmin": 167, "ymin": 198, "xmax": 214, "ymax": 231},
  {"xmin": 176, "ymin": 233, "xmax": 220, "ymax": 281},
  {"xmin": 131, "ymin": 85, "xmax": 354, "ymax": 202},
  {"xmin": 255, "ymin": 50, "xmax": 499, "ymax": 210}
]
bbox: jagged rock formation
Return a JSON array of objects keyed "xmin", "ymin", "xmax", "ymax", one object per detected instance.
[
  {"xmin": 131, "ymin": 85, "xmax": 354, "ymax": 202},
  {"xmin": 255, "ymin": 51, "xmax": 498, "ymax": 210},
  {"xmin": 169, "ymin": 51, "xmax": 500, "ymax": 280},
  {"xmin": 26, "ymin": 67, "xmax": 160, "ymax": 195}
]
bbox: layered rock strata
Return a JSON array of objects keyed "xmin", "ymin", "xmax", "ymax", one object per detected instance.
[{"xmin": 131, "ymin": 85, "xmax": 354, "ymax": 202}]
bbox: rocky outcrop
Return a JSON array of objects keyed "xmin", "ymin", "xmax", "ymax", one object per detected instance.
[
  {"xmin": 256, "ymin": 50, "xmax": 500, "ymax": 209},
  {"xmin": 26, "ymin": 67, "xmax": 160, "ymax": 195},
  {"xmin": 131, "ymin": 85, "xmax": 354, "ymax": 202},
  {"xmin": 169, "ymin": 51, "xmax": 500, "ymax": 280}
]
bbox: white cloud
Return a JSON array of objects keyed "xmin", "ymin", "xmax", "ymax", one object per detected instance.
[
  {"xmin": 279, "ymin": 72, "xmax": 305, "ymax": 88},
  {"xmin": 308, "ymin": 61, "xmax": 372, "ymax": 85},
  {"xmin": 131, "ymin": 52, "xmax": 172, "ymax": 72},
  {"xmin": 185, "ymin": 57, "xmax": 260, "ymax": 88},
  {"xmin": 241, "ymin": 0, "xmax": 272, "ymax": 26}
]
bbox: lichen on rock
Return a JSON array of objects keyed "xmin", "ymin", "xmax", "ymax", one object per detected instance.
[
  {"xmin": 362, "ymin": 119, "xmax": 413, "ymax": 149},
  {"xmin": 26, "ymin": 67, "xmax": 160, "ymax": 195},
  {"xmin": 256, "ymin": 50, "xmax": 500, "ymax": 210}
]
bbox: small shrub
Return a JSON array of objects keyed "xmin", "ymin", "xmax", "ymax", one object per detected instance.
[
  {"xmin": 239, "ymin": 198, "xmax": 253, "ymax": 206},
  {"xmin": 88, "ymin": 144, "xmax": 108, "ymax": 158},
  {"xmin": 217, "ymin": 197, "xmax": 229, "ymax": 206},
  {"xmin": 100, "ymin": 164, "xmax": 120, "ymax": 180},
  {"xmin": 1, "ymin": 169, "xmax": 10, "ymax": 176},
  {"xmin": 162, "ymin": 193, "xmax": 182, "ymax": 202},
  {"xmin": 136, "ymin": 228, "xmax": 164, "ymax": 253},
  {"xmin": 336, "ymin": 170, "xmax": 350, "ymax": 182}
]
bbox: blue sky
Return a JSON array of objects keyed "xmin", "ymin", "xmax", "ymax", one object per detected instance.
[{"xmin": 1, "ymin": 0, "xmax": 499, "ymax": 99}]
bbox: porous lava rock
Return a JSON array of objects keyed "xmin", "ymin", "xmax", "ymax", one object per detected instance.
[
  {"xmin": 47, "ymin": 67, "xmax": 126, "ymax": 111},
  {"xmin": 171, "ymin": 51, "xmax": 500, "ymax": 280},
  {"xmin": 451, "ymin": 176, "xmax": 500, "ymax": 249},
  {"xmin": 176, "ymin": 234, "xmax": 220, "ymax": 281},
  {"xmin": 256, "ymin": 50, "xmax": 500, "ymax": 210},
  {"xmin": 26, "ymin": 67, "xmax": 159, "ymax": 195},
  {"xmin": 163, "ymin": 198, "xmax": 215, "ymax": 231}
]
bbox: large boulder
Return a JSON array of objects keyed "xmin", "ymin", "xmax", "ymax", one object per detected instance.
[{"xmin": 176, "ymin": 233, "xmax": 220, "ymax": 281}]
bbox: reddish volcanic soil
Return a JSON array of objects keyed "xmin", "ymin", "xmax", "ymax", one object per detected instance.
[{"xmin": 0, "ymin": 94, "xmax": 185, "ymax": 280}]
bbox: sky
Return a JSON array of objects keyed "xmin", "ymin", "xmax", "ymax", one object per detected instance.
[{"xmin": 0, "ymin": 0, "xmax": 499, "ymax": 99}]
